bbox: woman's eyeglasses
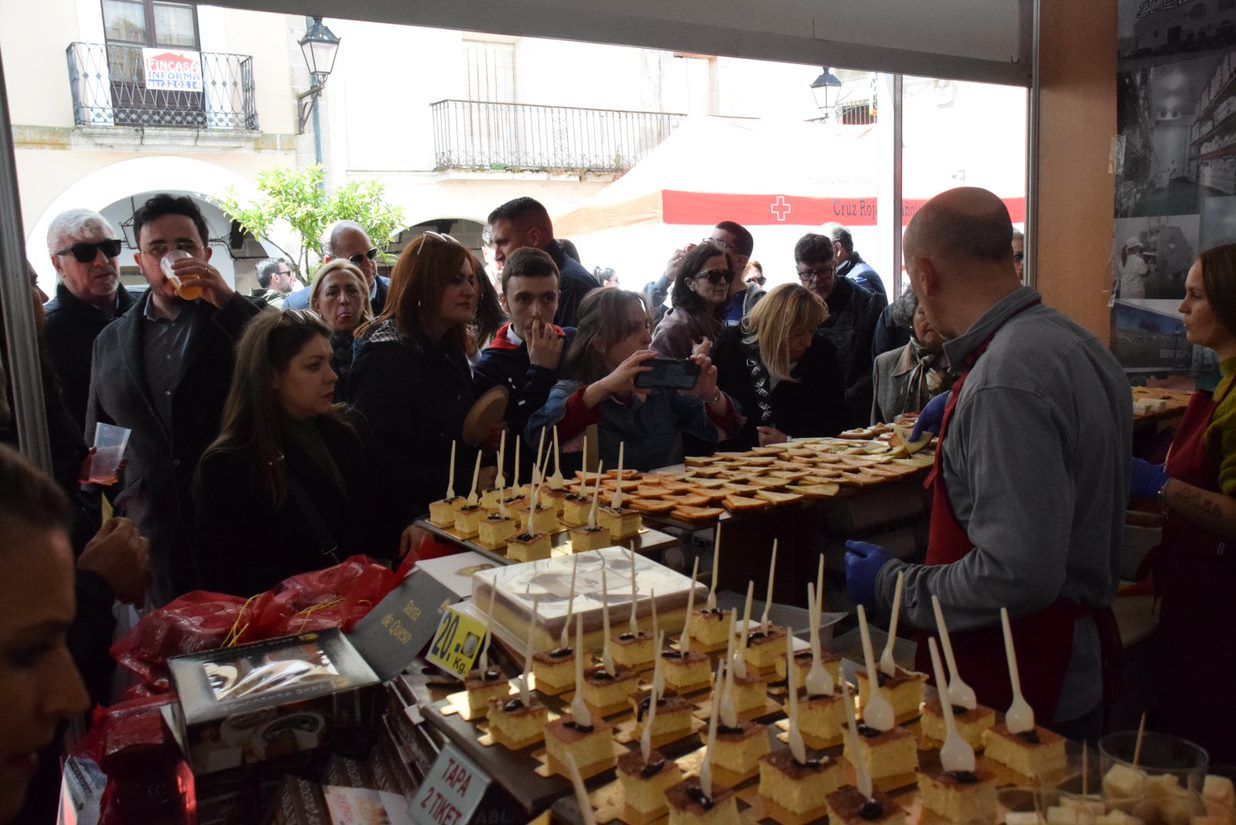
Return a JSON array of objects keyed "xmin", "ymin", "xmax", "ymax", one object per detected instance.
[
  {"xmin": 416, "ymin": 231, "xmax": 464, "ymax": 255},
  {"xmin": 55, "ymin": 239, "xmax": 124, "ymax": 262},
  {"xmin": 694, "ymin": 268, "xmax": 733, "ymax": 285},
  {"xmin": 348, "ymin": 248, "xmax": 380, "ymax": 266}
]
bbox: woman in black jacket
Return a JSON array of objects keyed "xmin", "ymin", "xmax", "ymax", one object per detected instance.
[
  {"xmin": 714, "ymin": 283, "xmax": 849, "ymax": 450},
  {"xmin": 346, "ymin": 232, "xmax": 484, "ymax": 550},
  {"xmin": 309, "ymin": 259, "xmax": 372, "ymax": 401},
  {"xmin": 193, "ymin": 309, "xmax": 386, "ymax": 596}
]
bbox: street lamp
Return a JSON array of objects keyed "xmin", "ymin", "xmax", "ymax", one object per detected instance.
[
  {"xmin": 297, "ymin": 16, "xmax": 340, "ymax": 133},
  {"xmin": 810, "ymin": 67, "xmax": 843, "ymax": 118}
]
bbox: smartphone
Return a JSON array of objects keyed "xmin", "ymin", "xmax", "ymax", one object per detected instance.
[{"xmin": 635, "ymin": 357, "xmax": 701, "ymax": 390}]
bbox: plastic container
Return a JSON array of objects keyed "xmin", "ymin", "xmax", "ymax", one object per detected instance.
[
  {"xmin": 1099, "ymin": 730, "xmax": 1208, "ymax": 825},
  {"xmin": 89, "ymin": 422, "xmax": 131, "ymax": 485},
  {"xmin": 160, "ymin": 250, "xmax": 201, "ymax": 300}
]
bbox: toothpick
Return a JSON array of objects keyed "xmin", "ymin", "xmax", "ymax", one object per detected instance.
[
  {"xmin": 520, "ymin": 597, "xmax": 538, "ymax": 706},
  {"xmin": 570, "ymin": 614, "xmax": 592, "ymax": 727},
  {"xmin": 761, "ymin": 539, "xmax": 778, "ymax": 632},
  {"xmin": 446, "ymin": 440, "xmax": 456, "ymax": 499},
  {"xmin": 513, "ymin": 437, "xmax": 521, "ymax": 490},
  {"xmin": 495, "ymin": 430, "xmax": 506, "ymax": 490},
  {"xmin": 601, "ymin": 567, "xmax": 615, "ymax": 676},
  {"xmin": 700, "ymin": 663, "xmax": 722, "ymax": 800},
  {"xmin": 479, "ymin": 585, "xmax": 496, "ymax": 672},
  {"xmin": 680, "ymin": 556, "xmax": 699, "ymax": 655},
  {"xmin": 581, "ymin": 433, "xmax": 589, "ymax": 476},
  {"xmin": 466, "ymin": 450, "xmax": 482, "ymax": 506},
  {"xmin": 1133, "ymin": 712, "xmax": 1147, "ymax": 768},
  {"xmin": 816, "ymin": 554, "xmax": 824, "ymax": 612},
  {"xmin": 564, "ymin": 753, "xmax": 597, "ymax": 825},
  {"xmin": 587, "ymin": 461, "xmax": 604, "ymax": 530},
  {"xmin": 628, "ymin": 548, "xmax": 639, "ymax": 633},
  {"xmin": 652, "ymin": 629, "xmax": 666, "ymax": 701},
  {"xmin": 707, "ymin": 526, "xmax": 721, "ymax": 610},
  {"xmin": 560, "ymin": 554, "xmax": 579, "ymax": 648},
  {"xmin": 611, "ymin": 442, "xmax": 625, "ymax": 509}
]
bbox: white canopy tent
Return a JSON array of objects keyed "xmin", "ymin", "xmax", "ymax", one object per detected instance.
[{"xmin": 0, "ymin": 0, "xmax": 1036, "ymax": 467}]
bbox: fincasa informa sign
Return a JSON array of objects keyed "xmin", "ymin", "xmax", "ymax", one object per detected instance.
[{"xmin": 142, "ymin": 49, "xmax": 204, "ymax": 92}]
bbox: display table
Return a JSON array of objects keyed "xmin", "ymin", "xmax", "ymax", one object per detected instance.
[{"xmin": 416, "ymin": 518, "xmax": 681, "ymax": 566}]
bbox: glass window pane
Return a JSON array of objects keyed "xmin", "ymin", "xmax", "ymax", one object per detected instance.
[
  {"xmin": 102, "ymin": 0, "xmax": 147, "ymax": 44},
  {"xmin": 152, "ymin": 2, "xmax": 198, "ymax": 48}
]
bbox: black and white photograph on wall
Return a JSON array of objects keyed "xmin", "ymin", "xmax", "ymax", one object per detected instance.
[
  {"xmin": 1201, "ymin": 192, "xmax": 1236, "ymax": 245},
  {"xmin": 1119, "ymin": 0, "xmax": 1236, "ymax": 67},
  {"xmin": 1116, "ymin": 54, "xmax": 1226, "ymax": 217},
  {"xmin": 1112, "ymin": 214, "xmax": 1199, "ymax": 299}
]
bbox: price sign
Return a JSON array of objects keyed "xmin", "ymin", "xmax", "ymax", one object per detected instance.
[
  {"xmin": 409, "ymin": 742, "xmax": 491, "ymax": 825},
  {"xmin": 425, "ymin": 604, "xmax": 488, "ymax": 679}
]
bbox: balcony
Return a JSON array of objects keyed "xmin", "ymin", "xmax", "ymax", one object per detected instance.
[
  {"xmin": 66, "ymin": 42, "xmax": 258, "ymax": 131},
  {"xmin": 430, "ymin": 99, "xmax": 684, "ymax": 173}
]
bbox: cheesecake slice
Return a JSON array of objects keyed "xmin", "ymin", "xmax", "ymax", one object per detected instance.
[
  {"xmin": 825, "ymin": 786, "xmax": 907, "ymax": 825},
  {"xmin": 597, "ymin": 505, "xmax": 642, "ymax": 539},
  {"xmin": 506, "ymin": 531, "xmax": 552, "ymax": 562},
  {"xmin": 741, "ymin": 626, "xmax": 788, "ymax": 673},
  {"xmin": 661, "ymin": 649, "xmax": 711, "ymax": 694},
  {"xmin": 729, "ymin": 670, "xmax": 768, "ymax": 716},
  {"xmin": 463, "ymin": 668, "xmax": 510, "ymax": 714},
  {"xmin": 476, "ymin": 512, "xmax": 518, "ymax": 547},
  {"xmin": 545, "ymin": 716, "xmax": 616, "ymax": 776},
  {"xmin": 479, "ymin": 487, "xmax": 505, "ymax": 510},
  {"xmin": 513, "ymin": 503, "xmax": 559, "ymax": 535},
  {"xmin": 428, "ymin": 496, "xmax": 465, "ymax": 528},
  {"xmin": 542, "ymin": 487, "xmax": 568, "ymax": 514},
  {"xmin": 632, "ymin": 691, "xmax": 695, "ymax": 740},
  {"xmin": 843, "ymin": 723, "xmax": 918, "ymax": 782},
  {"xmin": 916, "ymin": 767, "xmax": 998, "ymax": 823},
  {"xmin": 582, "ymin": 664, "xmax": 639, "ymax": 710},
  {"xmin": 776, "ymin": 647, "xmax": 842, "ymax": 686},
  {"xmin": 758, "ymin": 748, "xmax": 841, "ymax": 816},
  {"xmin": 688, "ymin": 608, "xmax": 730, "ymax": 648},
  {"xmin": 486, "ymin": 695, "xmax": 548, "ymax": 749},
  {"xmin": 712, "ymin": 720, "xmax": 771, "ymax": 776},
  {"xmin": 611, "ymin": 629, "xmax": 655, "ymax": 670},
  {"xmin": 531, "ymin": 646, "xmax": 575, "ymax": 694},
  {"xmin": 798, "ymin": 689, "xmax": 846, "ymax": 746},
  {"xmin": 453, "ymin": 504, "xmax": 487, "ymax": 538},
  {"xmin": 856, "ymin": 666, "xmax": 927, "ymax": 722},
  {"xmin": 618, "ymin": 749, "xmax": 684, "ymax": 816},
  {"xmin": 569, "ymin": 524, "xmax": 611, "ymax": 553},
  {"xmin": 561, "ymin": 493, "xmax": 593, "ymax": 527},
  {"xmin": 665, "ymin": 780, "xmax": 740, "ymax": 825},
  {"xmin": 920, "ymin": 699, "xmax": 996, "ymax": 750},
  {"xmin": 982, "ymin": 724, "xmax": 1067, "ymax": 780}
]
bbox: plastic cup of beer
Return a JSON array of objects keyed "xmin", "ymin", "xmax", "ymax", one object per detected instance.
[
  {"xmin": 89, "ymin": 423, "xmax": 131, "ymax": 486},
  {"xmin": 160, "ymin": 249, "xmax": 202, "ymax": 301}
]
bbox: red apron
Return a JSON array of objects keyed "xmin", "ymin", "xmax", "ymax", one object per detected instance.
[
  {"xmin": 1147, "ymin": 388, "xmax": 1236, "ymax": 760},
  {"xmin": 913, "ymin": 300, "xmax": 1121, "ymax": 724}
]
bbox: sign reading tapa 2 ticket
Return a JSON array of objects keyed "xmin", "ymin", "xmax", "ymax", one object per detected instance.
[
  {"xmin": 424, "ymin": 603, "xmax": 487, "ymax": 680},
  {"xmin": 409, "ymin": 742, "xmax": 491, "ymax": 825},
  {"xmin": 345, "ymin": 568, "xmax": 457, "ymax": 682}
]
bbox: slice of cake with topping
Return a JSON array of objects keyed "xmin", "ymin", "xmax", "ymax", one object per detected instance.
[
  {"xmin": 843, "ymin": 723, "xmax": 919, "ymax": 783},
  {"xmin": 917, "ymin": 768, "xmax": 998, "ymax": 823},
  {"xmin": 531, "ymin": 646, "xmax": 574, "ymax": 694},
  {"xmin": 759, "ymin": 748, "xmax": 841, "ymax": 817},
  {"xmin": 665, "ymin": 781, "xmax": 740, "ymax": 825},
  {"xmin": 463, "ymin": 668, "xmax": 510, "ymax": 715},
  {"xmin": 506, "ymin": 531, "xmax": 551, "ymax": 562},
  {"xmin": 825, "ymin": 786, "xmax": 907, "ymax": 825},
  {"xmin": 618, "ymin": 749, "xmax": 684, "ymax": 816},
  {"xmin": 856, "ymin": 666, "xmax": 927, "ymax": 723},
  {"xmin": 545, "ymin": 716, "xmax": 616, "ymax": 777},
  {"xmin": 486, "ymin": 695, "xmax": 548, "ymax": 749},
  {"xmin": 981, "ymin": 724, "xmax": 1067, "ymax": 780},
  {"xmin": 920, "ymin": 699, "xmax": 996, "ymax": 750}
]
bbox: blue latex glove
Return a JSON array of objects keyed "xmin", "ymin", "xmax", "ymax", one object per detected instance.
[
  {"xmin": 845, "ymin": 540, "xmax": 892, "ymax": 610},
  {"xmin": 911, "ymin": 391, "xmax": 951, "ymax": 441},
  {"xmin": 1130, "ymin": 458, "xmax": 1170, "ymax": 501}
]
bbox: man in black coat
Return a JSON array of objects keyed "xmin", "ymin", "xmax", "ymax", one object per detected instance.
[
  {"xmin": 795, "ymin": 233, "xmax": 883, "ymax": 427},
  {"xmin": 41, "ymin": 209, "xmax": 137, "ymax": 432},
  {"xmin": 488, "ymin": 196, "xmax": 598, "ymax": 328},
  {"xmin": 85, "ymin": 194, "xmax": 260, "ymax": 605}
]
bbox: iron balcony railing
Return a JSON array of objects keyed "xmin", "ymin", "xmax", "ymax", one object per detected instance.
[
  {"xmin": 66, "ymin": 42, "xmax": 258, "ymax": 130},
  {"xmin": 431, "ymin": 99, "xmax": 685, "ymax": 173}
]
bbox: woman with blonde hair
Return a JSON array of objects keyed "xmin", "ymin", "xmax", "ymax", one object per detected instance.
[
  {"xmin": 309, "ymin": 258, "xmax": 373, "ymax": 400},
  {"xmin": 713, "ymin": 283, "xmax": 848, "ymax": 449},
  {"xmin": 347, "ymin": 232, "xmax": 484, "ymax": 548},
  {"xmin": 193, "ymin": 309, "xmax": 385, "ymax": 595}
]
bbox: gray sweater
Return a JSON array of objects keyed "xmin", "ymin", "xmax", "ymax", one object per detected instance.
[{"xmin": 876, "ymin": 286, "xmax": 1132, "ymax": 722}]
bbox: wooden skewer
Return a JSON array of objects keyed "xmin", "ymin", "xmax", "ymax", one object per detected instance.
[{"xmin": 1133, "ymin": 711, "xmax": 1147, "ymax": 768}]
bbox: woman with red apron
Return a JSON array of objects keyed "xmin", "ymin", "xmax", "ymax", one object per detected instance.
[{"xmin": 1129, "ymin": 246, "xmax": 1236, "ymax": 762}]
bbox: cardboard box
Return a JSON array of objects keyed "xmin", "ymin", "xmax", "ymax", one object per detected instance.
[{"xmin": 167, "ymin": 629, "xmax": 380, "ymax": 775}]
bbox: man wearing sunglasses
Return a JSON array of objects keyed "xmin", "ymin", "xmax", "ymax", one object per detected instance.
[
  {"xmin": 42, "ymin": 209, "xmax": 137, "ymax": 432},
  {"xmin": 286, "ymin": 221, "xmax": 390, "ymax": 314}
]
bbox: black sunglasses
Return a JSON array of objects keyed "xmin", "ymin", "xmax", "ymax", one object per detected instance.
[
  {"xmin": 348, "ymin": 247, "xmax": 379, "ymax": 266},
  {"xmin": 56, "ymin": 239, "xmax": 123, "ymax": 263},
  {"xmin": 694, "ymin": 268, "xmax": 733, "ymax": 285}
]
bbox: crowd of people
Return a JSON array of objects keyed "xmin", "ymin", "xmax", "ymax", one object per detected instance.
[{"xmin": 7, "ymin": 184, "xmax": 1236, "ymax": 820}]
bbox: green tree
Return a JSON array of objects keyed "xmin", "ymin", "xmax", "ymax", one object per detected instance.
[{"xmin": 213, "ymin": 164, "xmax": 404, "ymax": 285}]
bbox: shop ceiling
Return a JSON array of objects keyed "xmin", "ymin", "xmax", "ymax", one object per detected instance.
[{"xmin": 209, "ymin": 0, "xmax": 1034, "ymax": 87}]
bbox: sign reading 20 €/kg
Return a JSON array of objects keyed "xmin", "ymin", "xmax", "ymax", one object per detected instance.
[{"xmin": 425, "ymin": 605, "xmax": 487, "ymax": 679}]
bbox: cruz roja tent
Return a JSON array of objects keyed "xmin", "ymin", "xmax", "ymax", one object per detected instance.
[{"xmin": 555, "ymin": 115, "xmax": 1024, "ymax": 299}]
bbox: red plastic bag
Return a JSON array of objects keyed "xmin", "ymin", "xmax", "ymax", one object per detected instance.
[
  {"xmin": 247, "ymin": 555, "xmax": 398, "ymax": 638},
  {"xmin": 110, "ymin": 591, "xmax": 261, "ymax": 692}
]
